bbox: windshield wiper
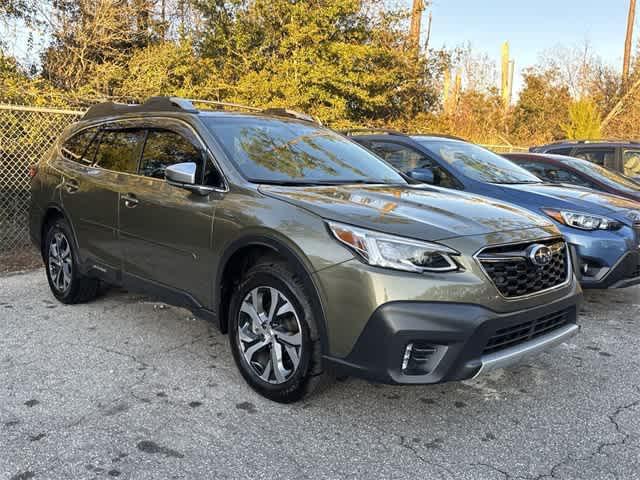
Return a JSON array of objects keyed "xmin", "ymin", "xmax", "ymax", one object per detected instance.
[
  {"xmin": 493, "ymin": 180, "xmax": 542, "ymax": 185},
  {"xmin": 256, "ymin": 179, "xmax": 400, "ymax": 186}
]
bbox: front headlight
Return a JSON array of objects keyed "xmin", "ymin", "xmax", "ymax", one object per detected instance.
[
  {"xmin": 327, "ymin": 221, "xmax": 460, "ymax": 273},
  {"xmin": 542, "ymin": 208, "xmax": 622, "ymax": 231}
]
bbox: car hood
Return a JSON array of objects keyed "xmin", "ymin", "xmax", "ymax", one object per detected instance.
[
  {"xmin": 259, "ymin": 184, "xmax": 554, "ymax": 241},
  {"xmin": 617, "ymin": 189, "xmax": 640, "ymax": 203},
  {"xmin": 500, "ymin": 183, "xmax": 640, "ymax": 224}
]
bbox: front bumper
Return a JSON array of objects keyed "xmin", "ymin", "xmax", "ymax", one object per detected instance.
[
  {"xmin": 562, "ymin": 226, "xmax": 640, "ymax": 289},
  {"xmin": 575, "ymin": 248, "xmax": 640, "ymax": 289},
  {"xmin": 323, "ymin": 287, "xmax": 581, "ymax": 385}
]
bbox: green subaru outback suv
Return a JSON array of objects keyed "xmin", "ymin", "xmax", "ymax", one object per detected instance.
[{"xmin": 29, "ymin": 97, "xmax": 581, "ymax": 402}]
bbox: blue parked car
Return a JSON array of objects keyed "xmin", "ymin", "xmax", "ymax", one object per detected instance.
[{"xmin": 350, "ymin": 131, "xmax": 640, "ymax": 289}]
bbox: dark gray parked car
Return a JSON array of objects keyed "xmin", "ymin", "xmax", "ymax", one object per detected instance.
[
  {"xmin": 29, "ymin": 97, "xmax": 581, "ymax": 402},
  {"xmin": 530, "ymin": 140, "xmax": 640, "ymax": 180}
]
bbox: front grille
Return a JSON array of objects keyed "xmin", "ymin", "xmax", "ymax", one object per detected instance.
[
  {"xmin": 483, "ymin": 309, "xmax": 570, "ymax": 355},
  {"xmin": 477, "ymin": 239, "xmax": 568, "ymax": 298}
]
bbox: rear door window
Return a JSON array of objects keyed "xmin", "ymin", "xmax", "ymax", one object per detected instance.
[
  {"xmin": 573, "ymin": 148, "xmax": 616, "ymax": 168},
  {"xmin": 623, "ymin": 149, "xmax": 640, "ymax": 177},
  {"xmin": 94, "ymin": 129, "xmax": 146, "ymax": 174},
  {"xmin": 139, "ymin": 130, "xmax": 202, "ymax": 179},
  {"xmin": 61, "ymin": 127, "xmax": 99, "ymax": 164}
]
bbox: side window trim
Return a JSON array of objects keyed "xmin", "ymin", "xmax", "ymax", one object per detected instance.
[{"xmin": 94, "ymin": 116, "xmax": 228, "ymax": 191}]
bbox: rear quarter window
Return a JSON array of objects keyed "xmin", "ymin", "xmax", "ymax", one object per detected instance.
[
  {"xmin": 573, "ymin": 148, "xmax": 616, "ymax": 168},
  {"xmin": 623, "ymin": 149, "xmax": 640, "ymax": 177},
  {"xmin": 61, "ymin": 127, "xmax": 99, "ymax": 163}
]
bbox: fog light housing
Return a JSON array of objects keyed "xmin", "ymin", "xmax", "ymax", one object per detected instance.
[{"xmin": 401, "ymin": 341, "xmax": 445, "ymax": 375}]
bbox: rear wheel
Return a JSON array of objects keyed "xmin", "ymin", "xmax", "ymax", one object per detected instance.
[
  {"xmin": 228, "ymin": 259, "xmax": 325, "ymax": 402},
  {"xmin": 44, "ymin": 218, "xmax": 99, "ymax": 304}
]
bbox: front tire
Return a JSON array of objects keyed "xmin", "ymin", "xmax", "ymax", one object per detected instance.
[
  {"xmin": 43, "ymin": 218, "xmax": 99, "ymax": 304},
  {"xmin": 228, "ymin": 259, "xmax": 325, "ymax": 403}
]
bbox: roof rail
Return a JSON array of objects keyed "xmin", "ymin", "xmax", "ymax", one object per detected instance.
[
  {"xmin": 82, "ymin": 96, "xmax": 322, "ymax": 125},
  {"xmin": 187, "ymin": 98, "xmax": 262, "ymax": 112},
  {"xmin": 341, "ymin": 128, "xmax": 409, "ymax": 137},
  {"xmin": 539, "ymin": 138, "xmax": 640, "ymax": 146},
  {"xmin": 82, "ymin": 96, "xmax": 197, "ymax": 120},
  {"xmin": 410, "ymin": 132, "xmax": 467, "ymax": 141},
  {"xmin": 262, "ymin": 108, "xmax": 322, "ymax": 125}
]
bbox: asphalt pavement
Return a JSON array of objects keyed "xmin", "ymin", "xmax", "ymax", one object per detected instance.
[{"xmin": 1, "ymin": 269, "xmax": 639, "ymax": 480}]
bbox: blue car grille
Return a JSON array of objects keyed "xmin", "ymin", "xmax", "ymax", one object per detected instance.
[{"xmin": 477, "ymin": 239, "xmax": 569, "ymax": 298}]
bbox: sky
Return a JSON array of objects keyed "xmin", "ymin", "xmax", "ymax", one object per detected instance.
[{"xmin": 422, "ymin": 0, "xmax": 637, "ymax": 92}]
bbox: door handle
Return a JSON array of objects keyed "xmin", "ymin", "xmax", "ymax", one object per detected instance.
[
  {"xmin": 122, "ymin": 193, "xmax": 139, "ymax": 208},
  {"xmin": 64, "ymin": 178, "xmax": 79, "ymax": 193}
]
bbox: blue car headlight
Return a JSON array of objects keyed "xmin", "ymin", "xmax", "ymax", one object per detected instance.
[{"xmin": 542, "ymin": 209, "xmax": 623, "ymax": 231}]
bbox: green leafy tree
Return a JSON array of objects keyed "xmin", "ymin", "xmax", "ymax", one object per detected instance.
[
  {"xmin": 562, "ymin": 99, "xmax": 602, "ymax": 139},
  {"xmin": 193, "ymin": 0, "xmax": 438, "ymax": 125},
  {"xmin": 512, "ymin": 68, "xmax": 571, "ymax": 144}
]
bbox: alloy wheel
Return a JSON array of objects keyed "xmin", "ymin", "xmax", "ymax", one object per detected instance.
[
  {"xmin": 237, "ymin": 286, "xmax": 303, "ymax": 384},
  {"xmin": 48, "ymin": 231, "xmax": 73, "ymax": 293}
]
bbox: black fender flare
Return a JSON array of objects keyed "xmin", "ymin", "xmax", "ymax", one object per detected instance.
[
  {"xmin": 214, "ymin": 234, "xmax": 329, "ymax": 354},
  {"xmin": 40, "ymin": 203, "xmax": 92, "ymax": 272}
]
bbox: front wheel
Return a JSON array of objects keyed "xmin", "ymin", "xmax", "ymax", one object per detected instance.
[
  {"xmin": 43, "ymin": 218, "xmax": 99, "ymax": 304},
  {"xmin": 228, "ymin": 259, "xmax": 325, "ymax": 403}
]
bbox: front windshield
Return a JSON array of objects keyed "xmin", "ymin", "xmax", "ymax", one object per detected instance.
[
  {"xmin": 414, "ymin": 138, "xmax": 542, "ymax": 184},
  {"xmin": 563, "ymin": 156, "xmax": 640, "ymax": 192},
  {"xmin": 204, "ymin": 116, "xmax": 406, "ymax": 185}
]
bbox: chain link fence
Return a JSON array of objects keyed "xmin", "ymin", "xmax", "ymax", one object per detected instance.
[
  {"xmin": 0, "ymin": 103, "xmax": 528, "ymax": 256},
  {"xmin": 0, "ymin": 104, "xmax": 84, "ymax": 253}
]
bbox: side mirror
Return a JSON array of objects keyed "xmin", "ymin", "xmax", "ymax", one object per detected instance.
[
  {"xmin": 165, "ymin": 162, "xmax": 216, "ymax": 196},
  {"xmin": 166, "ymin": 162, "xmax": 197, "ymax": 185},
  {"xmin": 407, "ymin": 167, "xmax": 435, "ymax": 184}
]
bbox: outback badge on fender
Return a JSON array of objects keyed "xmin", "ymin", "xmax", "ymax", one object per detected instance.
[{"xmin": 528, "ymin": 244, "xmax": 553, "ymax": 267}]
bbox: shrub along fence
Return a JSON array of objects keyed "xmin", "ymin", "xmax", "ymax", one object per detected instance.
[{"xmin": 0, "ymin": 103, "xmax": 527, "ymax": 255}]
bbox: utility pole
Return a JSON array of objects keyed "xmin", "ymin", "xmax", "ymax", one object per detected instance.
[
  {"xmin": 409, "ymin": 0, "xmax": 425, "ymax": 51},
  {"xmin": 622, "ymin": 0, "xmax": 637, "ymax": 89},
  {"xmin": 424, "ymin": 10, "xmax": 433, "ymax": 52},
  {"xmin": 501, "ymin": 42, "xmax": 511, "ymax": 109}
]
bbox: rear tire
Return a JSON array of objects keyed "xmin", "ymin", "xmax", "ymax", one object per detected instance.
[
  {"xmin": 43, "ymin": 218, "xmax": 99, "ymax": 304},
  {"xmin": 228, "ymin": 259, "xmax": 326, "ymax": 403}
]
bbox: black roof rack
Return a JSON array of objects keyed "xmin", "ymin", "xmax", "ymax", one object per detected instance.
[
  {"xmin": 82, "ymin": 96, "xmax": 321, "ymax": 125},
  {"xmin": 409, "ymin": 132, "xmax": 467, "ymax": 141},
  {"xmin": 341, "ymin": 128, "xmax": 409, "ymax": 137},
  {"xmin": 262, "ymin": 108, "xmax": 321, "ymax": 125},
  {"xmin": 82, "ymin": 97, "xmax": 197, "ymax": 120},
  {"xmin": 341, "ymin": 128, "xmax": 466, "ymax": 142},
  {"xmin": 537, "ymin": 138, "xmax": 640, "ymax": 146}
]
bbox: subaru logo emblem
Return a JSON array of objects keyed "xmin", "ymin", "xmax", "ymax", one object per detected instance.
[{"xmin": 528, "ymin": 244, "xmax": 553, "ymax": 267}]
